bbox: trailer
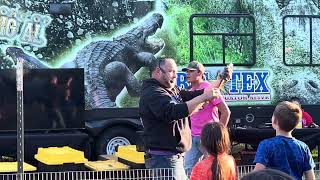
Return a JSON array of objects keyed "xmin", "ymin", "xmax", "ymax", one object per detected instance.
[{"xmin": 0, "ymin": 0, "xmax": 320, "ymax": 170}]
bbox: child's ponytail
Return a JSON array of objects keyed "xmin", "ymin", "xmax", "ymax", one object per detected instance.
[{"xmin": 212, "ymin": 153, "xmax": 223, "ymax": 180}]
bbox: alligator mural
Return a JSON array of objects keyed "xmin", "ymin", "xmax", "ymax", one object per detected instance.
[
  {"xmin": 6, "ymin": 13, "xmax": 164, "ymax": 109},
  {"xmin": 160, "ymin": 0, "xmax": 320, "ymax": 105},
  {"xmin": 3, "ymin": 0, "xmax": 320, "ymax": 107}
]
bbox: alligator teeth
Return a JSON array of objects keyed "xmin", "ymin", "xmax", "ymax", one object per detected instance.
[
  {"xmin": 146, "ymin": 36, "xmax": 160, "ymax": 43},
  {"xmin": 4, "ymin": 55, "xmax": 14, "ymax": 62}
]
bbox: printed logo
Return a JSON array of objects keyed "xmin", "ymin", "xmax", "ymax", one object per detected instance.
[
  {"xmin": 177, "ymin": 70, "xmax": 271, "ymax": 102},
  {"xmin": 226, "ymin": 71, "xmax": 271, "ymax": 101},
  {"xmin": 0, "ymin": 6, "xmax": 52, "ymax": 47}
]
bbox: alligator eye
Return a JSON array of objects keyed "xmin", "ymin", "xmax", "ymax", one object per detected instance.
[
  {"xmin": 284, "ymin": 80, "xmax": 298, "ymax": 88},
  {"xmin": 308, "ymin": 80, "xmax": 319, "ymax": 89}
]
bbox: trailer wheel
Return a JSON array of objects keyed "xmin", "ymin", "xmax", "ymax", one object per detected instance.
[
  {"xmin": 250, "ymin": 144, "xmax": 258, "ymax": 151},
  {"xmin": 96, "ymin": 127, "xmax": 138, "ymax": 155}
]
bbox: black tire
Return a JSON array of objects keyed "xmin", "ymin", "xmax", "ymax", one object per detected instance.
[
  {"xmin": 83, "ymin": 140, "xmax": 93, "ymax": 160},
  {"xmin": 95, "ymin": 127, "xmax": 138, "ymax": 155}
]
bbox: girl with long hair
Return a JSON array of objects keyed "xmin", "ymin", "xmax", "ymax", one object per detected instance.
[{"xmin": 190, "ymin": 122, "xmax": 237, "ymax": 180}]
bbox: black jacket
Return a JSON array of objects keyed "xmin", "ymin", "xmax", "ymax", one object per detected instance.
[{"xmin": 139, "ymin": 78, "xmax": 203, "ymax": 153}]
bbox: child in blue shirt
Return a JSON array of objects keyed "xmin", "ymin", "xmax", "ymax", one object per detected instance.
[{"xmin": 254, "ymin": 101, "xmax": 315, "ymax": 180}]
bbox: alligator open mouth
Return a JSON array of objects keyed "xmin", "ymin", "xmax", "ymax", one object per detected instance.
[
  {"xmin": 144, "ymin": 35, "xmax": 164, "ymax": 54},
  {"xmin": 115, "ymin": 13, "xmax": 165, "ymax": 54},
  {"xmin": 142, "ymin": 13, "xmax": 164, "ymax": 54}
]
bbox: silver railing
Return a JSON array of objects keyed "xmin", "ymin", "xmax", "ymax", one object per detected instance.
[
  {"xmin": 0, "ymin": 168, "xmax": 174, "ymax": 180},
  {"xmin": 0, "ymin": 164, "xmax": 319, "ymax": 180}
]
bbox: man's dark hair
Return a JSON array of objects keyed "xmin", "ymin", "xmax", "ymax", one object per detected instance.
[
  {"xmin": 149, "ymin": 58, "xmax": 167, "ymax": 76},
  {"xmin": 273, "ymin": 101, "xmax": 302, "ymax": 132},
  {"xmin": 241, "ymin": 168, "xmax": 294, "ymax": 180}
]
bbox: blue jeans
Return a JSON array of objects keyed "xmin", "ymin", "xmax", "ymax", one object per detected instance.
[
  {"xmin": 145, "ymin": 153, "xmax": 187, "ymax": 180},
  {"xmin": 184, "ymin": 136, "xmax": 205, "ymax": 176}
]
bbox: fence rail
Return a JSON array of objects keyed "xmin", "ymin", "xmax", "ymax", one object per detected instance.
[
  {"xmin": 237, "ymin": 164, "xmax": 320, "ymax": 179},
  {"xmin": 1, "ymin": 168, "xmax": 173, "ymax": 180}
]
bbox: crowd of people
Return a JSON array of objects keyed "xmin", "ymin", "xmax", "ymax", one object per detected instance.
[{"xmin": 139, "ymin": 57, "xmax": 318, "ymax": 180}]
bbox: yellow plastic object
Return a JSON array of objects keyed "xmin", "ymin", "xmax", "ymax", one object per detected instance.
[
  {"xmin": 115, "ymin": 145, "xmax": 144, "ymax": 164},
  {"xmin": 34, "ymin": 146, "xmax": 88, "ymax": 165},
  {"xmin": 0, "ymin": 162, "xmax": 37, "ymax": 173},
  {"xmin": 85, "ymin": 160, "xmax": 129, "ymax": 171},
  {"xmin": 117, "ymin": 145, "xmax": 137, "ymax": 151}
]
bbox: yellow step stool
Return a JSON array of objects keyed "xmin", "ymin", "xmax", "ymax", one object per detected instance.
[
  {"xmin": 115, "ymin": 145, "xmax": 145, "ymax": 168},
  {"xmin": 35, "ymin": 146, "xmax": 88, "ymax": 171},
  {"xmin": 35, "ymin": 146, "xmax": 88, "ymax": 165},
  {"xmin": 0, "ymin": 162, "xmax": 36, "ymax": 173},
  {"xmin": 85, "ymin": 160, "xmax": 129, "ymax": 171}
]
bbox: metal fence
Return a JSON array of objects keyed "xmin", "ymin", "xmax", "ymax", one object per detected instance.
[
  {"xmin": 0, "ymin": 164, "xmax": 319, "ymax": 180},
  {"xmin": 237, "ymin": 165, "xmax": 255, "ymax": 179},
  {"xmin": 237, "ymin": 163, "xmax": 320, "ymax": 179},
  {"xmin": 1, "ymin": 168, "xmax": 173, "ymax": 180}
]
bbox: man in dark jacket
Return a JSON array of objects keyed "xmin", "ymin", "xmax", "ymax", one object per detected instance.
[{"xmin": 139, "ymin": 57, "xmax": 220, "ymax": 179}]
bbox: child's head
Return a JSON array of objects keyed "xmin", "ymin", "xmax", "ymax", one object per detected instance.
[
  {"xmin": 201, "ymin": 122, "xmax": 230, "ymax": 155},
  {"xmin": 289, "ymin": 97, "xmax": 301, "ymax": 108},
  {"xmin": 201, "ymin": 122, "xmax": 231, "ymax": 180},
  {"xmin": 241, "ymin": 168, "xmax": 294, "ymax": 180},
  {"xmin": 272, "ymin": 101, "xmax": 302, "ymax": 132}
]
